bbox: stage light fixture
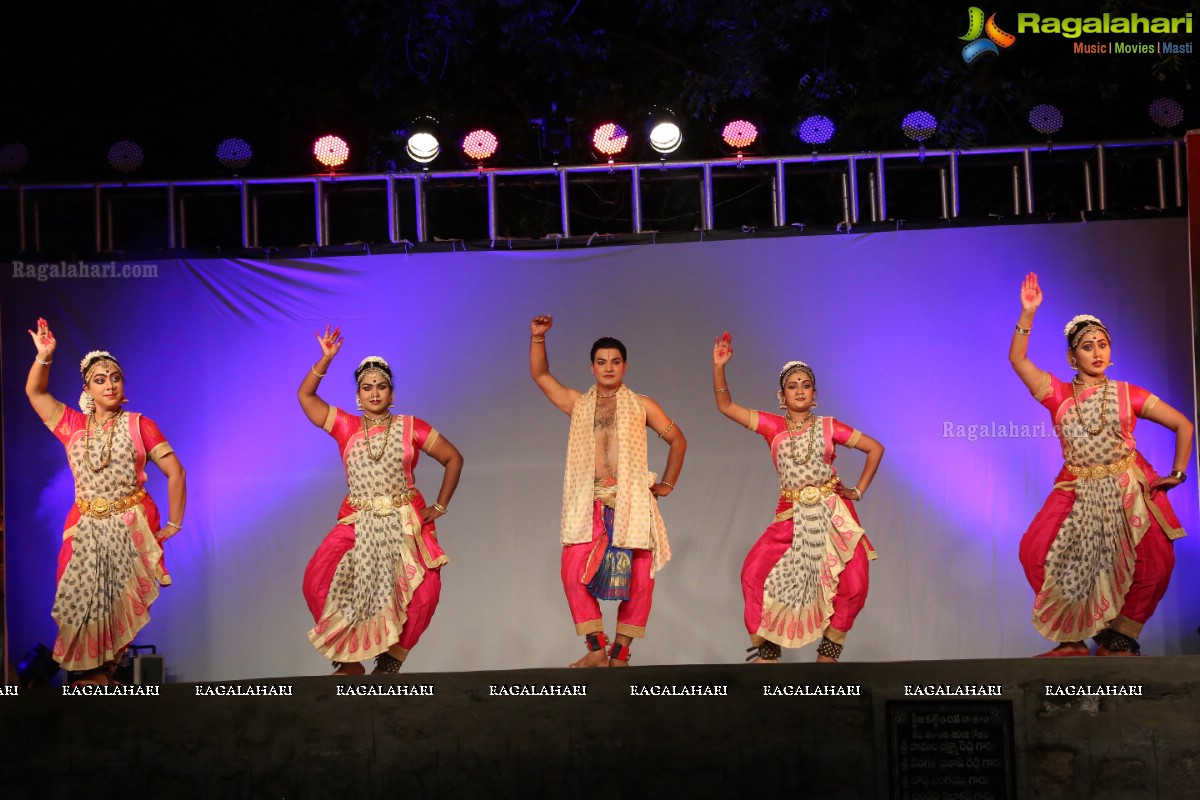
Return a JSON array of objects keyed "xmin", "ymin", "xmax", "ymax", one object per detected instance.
[
  {"xmin": 405, "ymin": 117, "xmax": 442, "ymax": 165},
  {"xmin": 461, "ymin": 128, "xmax": 500, "ymax": 165},
  {"xmin": 108, "ymin": 140, "xmax": 144, "ymax": 173},
  {"xmin": 1028, "ymin": 104, "xmax": 1063, "ymax": 136},
  {"xmin": 901, "ymin": 111, "xmax": 938, "ymax": 143},
  {"xmin": 0, "ymin": 142, "xmax": 30, "ymax": 174},
  {"xmin": 216, "ymin": 137, "xmax": 253, "ymax": 170},
  {"xmin": 1149, "ymin": 98, "xmax": 1183, "ymax": 129},
  {"xmin": 646, "ymin": 108, "xmax": 683, "ymax": 156},
  {"xmin": 591, "ymin": 122, "xmax": 630, "ymax": 161},
  {"xmin": 313, "ymin": 135, "xmax": 350, "ymax": 169},
  {"xmin": 796, "ymin": 115, "xmax": 836, "ymax": 146},
  {"xmin": 720, "ymin": 119, "xmax": 759, "ymax": 153},
  {"xmin": 531, "ymin": 102, "xmax": 572, "ymax": 164}
]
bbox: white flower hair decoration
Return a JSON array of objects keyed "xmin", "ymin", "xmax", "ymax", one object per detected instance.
[
  {"xmin": 357, "ymin": 355, "xmax": 391, "ymax": 370},
  {"xmin": 1063, "ymin": 315, "xmax": 1104, "ymax": 337},
  {"xmin": 79, "ymin": 350, "xmax": 117, "ymax": 374}
]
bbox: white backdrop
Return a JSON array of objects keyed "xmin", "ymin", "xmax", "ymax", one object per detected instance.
[{"xmin": 2, "ymin": 218, "xmax": 1196, "ymax": 680}]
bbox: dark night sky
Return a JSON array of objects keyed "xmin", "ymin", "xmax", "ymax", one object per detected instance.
[{"xmin": 3, "ymin": 1, "xmax": 1195, "ymax": 179}]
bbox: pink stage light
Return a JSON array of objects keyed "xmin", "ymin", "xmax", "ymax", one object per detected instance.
[
  {"xmin": 313, "ymin": 135, "xmax": 350, "ymax": 169},
  {"xmin": 721, "ymin": 119, "xmax": 759, "ymax": 150},
  {"xmin": 461, "ymin": 129, "xmax": 499, "ymax": 163},
  {"xmin": 591, "ymin": 123, "xmax": 629, "ymax": 159}
]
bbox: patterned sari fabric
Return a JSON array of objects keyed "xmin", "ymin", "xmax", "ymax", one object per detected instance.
[
  {"xmin": 741, "ymin": 412, "xmax": 876, "ymax": 649},
  {"xmin": 1020, "ymin": 375, "xmax": 1184, "ymax": 642},
  {"xmin": 45, "ymin": 404, "xmax": 173, "ymax": 671},
  {"xmin": 560, "ymin": 385, "xmax": 669, "ymax": 575},
  {"xmin": 305, "ymin": 409, "xmax": 447, "ymax": 663}
]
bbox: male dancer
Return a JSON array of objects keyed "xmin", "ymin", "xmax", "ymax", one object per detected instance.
[{"xmin": 529, "ymin": 315, "xmax": 686, "ymax": 667}]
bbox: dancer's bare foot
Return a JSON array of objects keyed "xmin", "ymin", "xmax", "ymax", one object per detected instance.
[
  {"xmin": 1033, "ymin": 641, "xmax": 1089, "ymax": 658},
  {"xmin": 569, "ymin": 649, "xmax": 609, "ymax": 668},
  {"xmin": 332, "ymin": 661, "xmax": 366, "ymax": 676},
  {"xmin": 815, "ymin": 654, "xmax": 838, "ymax": 663},
  {"xmin": 607, "ymin": 657, "xmax": 631, "ymax": 668}
]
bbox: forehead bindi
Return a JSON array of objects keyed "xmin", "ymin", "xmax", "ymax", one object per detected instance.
[{"xmin": 1077, "ymin": 333, "xmax": 1109, "ymax": 347}]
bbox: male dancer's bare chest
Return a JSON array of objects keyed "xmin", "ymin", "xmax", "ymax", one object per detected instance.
[{"xmin": 593, "ymin": 398, "xmax": 619, "ymax": 479}]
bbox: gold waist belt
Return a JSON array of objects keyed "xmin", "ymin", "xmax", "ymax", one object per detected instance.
[
  {"xmin": 347, "ymin": 489, "xmax": 418, "ymax": 515},
  {"xmin": 781, "ymin": 476, "xmax": 840, "ymax": 506},
  {"xmin": 1066, "ymin": 451, "xmax": 1136, "ymax": 480},
  {"xmin": 76, "ymin": 488, "xmax": 147, "ymax": 519}
]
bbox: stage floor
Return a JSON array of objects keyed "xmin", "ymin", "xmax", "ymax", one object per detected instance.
[{"xmin": 2, "ymin": 655, "xmax": 1199, "ymax": 799}]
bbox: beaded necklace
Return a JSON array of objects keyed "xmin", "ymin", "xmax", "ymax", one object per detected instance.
[
  {"xmin": 1070, "ymin": 377, "xmax": 1110, "ymax": 437},
  {"xmin": 84, "ymin": 409, "xmax": 124, "ymax": 472},
  {"xmin": 784, "ymin": 413, "xmax": 819, "ymax": 466},
  {"xmin": 362, "ymin": 414, "xmax": 393, "ymax": 461}
]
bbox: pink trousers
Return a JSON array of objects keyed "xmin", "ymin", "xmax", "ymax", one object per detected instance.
[
  {"xmin": 303, "ymin": 522, "xmax": 443, "ymax": 656},
  {"xmin": 561, "ymin": 499, "xmax": 655, "ymax": 638},
  {"xmin": 741, "ymin": 513, "xmax": 870, "ymax": 643},
  {"xmin": 1019, "ymin": 487, "xmax": 1175, "ymax": 638}
]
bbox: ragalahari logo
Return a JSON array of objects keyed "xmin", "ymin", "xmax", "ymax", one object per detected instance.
[{"xmin": 960, "ymin": 7, "xmax": 1016, "ymax": 62}]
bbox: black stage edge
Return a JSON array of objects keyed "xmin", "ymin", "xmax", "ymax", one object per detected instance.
[{"xmin": 2, "ymin": 656, "xmax": 1199, "ymax": 799}]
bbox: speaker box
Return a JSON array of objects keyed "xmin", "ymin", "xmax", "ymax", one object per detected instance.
[{"xmin": 133, "ymin": 653, "xmax": 165, "ymax": 685}]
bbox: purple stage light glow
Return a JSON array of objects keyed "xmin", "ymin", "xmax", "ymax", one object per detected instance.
[
  {"xmin": 108, "ymin": 140, "xmax": 144, "ymax": 173},
  {"xmin": 1149, "ymin": 98, "xmax": 1184, "ymax": 129},
  {"xmin": 901, "ymin": 111, "xmax": 938, "ymax": 142},
  {"xmin": 796, "ymin": 115, "xmax": 835, "ymax": 146},
  {"xmin": 1028, "ymin": 104, "xmax": 1064, "ymax": 136},
  {"xmin": 216, "ymin": 137, "xmax": 253, "ymax": 170}
]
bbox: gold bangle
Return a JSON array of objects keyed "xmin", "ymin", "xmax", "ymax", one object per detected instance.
[
  {"xmin": 432, "ymin": 502, "xmax": 447, "ymax": 514},
  {"xmin": 660, "ymin": 481, "xmax": 674, "ymax": 489},
  {"xmin": 166, "ymin": 521, "xmax": 182, "ymax": 530},
  {"xmin": 658, "ymin": 420, "xmax": 676, "ymax": 439},
  {"xmin": 35, "ymin": 356, "xmax": 52, "ymax": 366},
  {"xmin": 1014, "ymin": 325, "xmax": 1031, "ymax": 335},
  {"xmin": 713, "ymin": 386, "xmax": 728, "ymax": 394},
  {"xmin": 311, "ymin": 365, "xmax": 327, "ymax": 378},
  {"xmin": 530, "ymin": 336, "xmax": 545, "ymax": 343}
]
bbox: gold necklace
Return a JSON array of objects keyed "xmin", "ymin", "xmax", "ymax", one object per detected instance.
[
  {"xmin": 784, "ymin": 413, "xmax": 818, "ymax": 466},
  {"xmin": 1070, "ymin": 376, "xmax": 1109, "ymax": 436},
  {"xmin": 597, "ymin": 390, "xmax": 618, "ymax": 398},
  {"xmin": 362, "ymin": 414, "xmax": 393, "ymax": 461},
  {"xmin": 84, "ymin": 409, "xmax": 123, "ymax": 472}
]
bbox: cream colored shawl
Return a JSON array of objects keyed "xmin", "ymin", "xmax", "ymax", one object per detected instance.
[{"xmin": 560, "ymin": 384, "xmax": 671, "ymax": 576}]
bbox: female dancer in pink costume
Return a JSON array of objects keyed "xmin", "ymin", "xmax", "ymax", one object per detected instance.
[
  {"xmin": 712, "ymin": 332, "xmax": 883, "ymax": 663},
  {"xmin": 25, "ymin": 318, "xmax": 187, "ymax": 685},
  {"xmin": 1011, "ymin": 273, "xmax": 1191, "ymax": 656},
  {"xmin": 299, "ymin": 326, "xmax": 463, "ymax": 674}
]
